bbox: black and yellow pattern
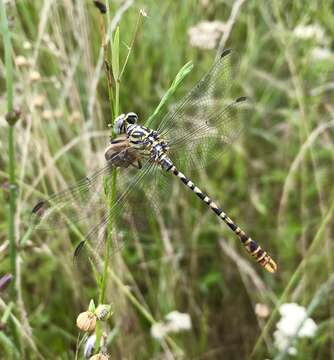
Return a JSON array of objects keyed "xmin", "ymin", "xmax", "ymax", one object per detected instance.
[
  {"xmin": 114, "ymin": 111, "xmax": 277, "ymax": 273},
  {"xmin": 169, "ymin": 165, "xmax": 277, "ymax": 273}
]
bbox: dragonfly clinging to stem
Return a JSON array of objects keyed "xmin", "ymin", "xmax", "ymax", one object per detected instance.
[{"xmin": 31, "ymin": 49, "xmax": 277, "ymax": 273}]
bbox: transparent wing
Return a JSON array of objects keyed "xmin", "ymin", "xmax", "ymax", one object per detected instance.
[
  {"xmin": 168, "ymin": 97, "xmax": 249, "ymax": 171},
  {"xmin": 30, "ymin": 141, "xmax": 168, "ymax": 266},
  {"xmin": 73, "ymin": 160, "xmax": 160, "ymax": 261},
  {"xmin": 30, "ymin": 148, "xmax": 134, "ymax": 230},
  {"xmin": 150, "ymin": 49, "xmax": 249, "ymax": 171},
  {"xmin": 156, "ymin": 48, "xmax": 235, "ymax": 135},
  {"xmin": 30, "ymin": 164, "xmax": 111, "ymax": 231}
]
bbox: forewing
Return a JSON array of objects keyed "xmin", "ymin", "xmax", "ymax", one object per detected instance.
[
  {"xmin": 156, "ymin": 49, "xmax": 235, "ymax": 135},
  {"xmin": 150, "ymin": 49, "xmax": 249, "ymax": 172},
  {"xmin": 168, "ymin": 97, "xmax": 249, "ymax": 171}
]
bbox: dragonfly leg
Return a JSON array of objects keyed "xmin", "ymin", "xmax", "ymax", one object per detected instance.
[{"xmin": 130, "ymin": 159, "xmax": 142, "ymax": 169}]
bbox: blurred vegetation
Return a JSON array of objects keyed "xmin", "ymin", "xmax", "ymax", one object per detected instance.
[{"xmin": 1, "ymin": 0, "xmax": 334, "ymax": 359}]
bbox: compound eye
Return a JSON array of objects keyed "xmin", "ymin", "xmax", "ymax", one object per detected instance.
[
  {"xmin": 114, "ymin": 114, "xmax": 126, "ymax": 134},
  {"xmin": 126, "ymin": 112, "xmax": 138, "ymax": 124}
]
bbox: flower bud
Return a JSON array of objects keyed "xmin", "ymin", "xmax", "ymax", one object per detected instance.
[
  {"xmin": 5, "ymin": 109, "xmax": 21, "ymax": 126},
  {"xmin": 23, "ymin": 41, "xmax": 32, "ymax": 50},
  {"xmin": 95, "ymin": 304, "xmax": 112, "ymax": 321},
  {"xmin": 255, "ymin": 303, "xmax": 270, "ymax": 318},
  {"xmin": 53, "ymin": 109, "xmax": 63, "ymax": 119},
  {"xmin": 76, "ymin": 311, "xmax": 97, "ymax": 332},
  {"xmin": 29, "ymin": 70, "xmax": 41, "ymax": 82},
  {"xmin": 42, "ymin": 110, "xmax": 53, "ymax": 120},
  {"xmin": 15, "ymin": 55, "xmax": 29, "ymax": 67},
  {"xmin": 32, "ymin": 95, "xmax": 45, "ymax": 109}
]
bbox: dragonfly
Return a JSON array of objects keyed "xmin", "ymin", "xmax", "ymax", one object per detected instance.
[{"xmin": 31, "ymin": 49, "xmax": 277, "ymax": 273}]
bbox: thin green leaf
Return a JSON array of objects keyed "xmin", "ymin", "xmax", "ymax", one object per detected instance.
[
  {"xmin": 1, "ymin": 302, "xmax": 14, "ymax": 323},
  {"xmin": 0, "ymin": 332, "xmax": 20, "ymax": 357},
  {"xmin": 88, "ymin": 299, "xmax": 96, "ymax": 312},
  {"xmin": 145, "ymin": 61, "xmax": 193, "ymax": 127},
  {"xmin": 111, "ymin": 26, "xmax": 120, "ymax": 82}
]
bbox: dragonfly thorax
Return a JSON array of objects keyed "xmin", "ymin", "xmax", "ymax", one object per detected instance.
[
  {"xmin": 126, "ymin": 123, "xmax": 169, "ymax": 160},
  {"xmin": 112, "ymin": 112, "xmax": 171, "ymax": 169}
]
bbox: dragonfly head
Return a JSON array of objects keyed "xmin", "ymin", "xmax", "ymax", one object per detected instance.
[{"xmin": 114, "ymin": 112, "xmax": 138, "ymax": 134}]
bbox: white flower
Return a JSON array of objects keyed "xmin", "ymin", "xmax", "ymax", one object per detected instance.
[
  {"xmin": 151, "ymin": 322, "xmax": 168, "ymax": 340},
  {"xmin": 278, "ymin": 303, "xmax": 317, "ymax": 338},
  {"xmin": 310, "ymin": 47, "xmax": 332, "ymax": 61},
  {"xmin": 274, "ymin": 303, "xmax": 318, "ymax": 356},
  {"xmin": 293, "ymin": 23, "xmax": 328, "ymax": 44},
  {"xmin": 279, "ymin": 303, "xmax": 306, "ymax": 318},
  {"xmin": 274, "ymin": 329, "xmax": 297, "ymax": 356},
  {"xmin": 188, "ymin": 21, "xmax": 226, "ymax": 50},
  {"xmin": 165, "ymin": 311, "xmax": 192, "ymax": 331},
  {"xmin": 151, "ymin": 311, "xmax": 192, "ymax": 340}
]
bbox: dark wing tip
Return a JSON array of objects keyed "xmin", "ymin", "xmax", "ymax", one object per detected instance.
[
  {"xmin": 220, "ymin": 48, "xmax": 232, "ymax": 58},
  {"xmin": 236, "ymin": 96, "xmax": 248, "ymax": 103},
  {"xmin": 32, "ymin": 201, "xmax": 45, "ymax": 214}
]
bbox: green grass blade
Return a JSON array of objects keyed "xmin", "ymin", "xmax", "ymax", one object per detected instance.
[
  {"xmin": 112, "ymin": 26, "xmax": 120, "ymax": 118},
  {"xmin": 145, "ymin": 61, "xmax": 193, "ymax": 127}
]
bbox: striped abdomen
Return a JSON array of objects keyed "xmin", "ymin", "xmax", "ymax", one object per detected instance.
[{"xmin": 169, "ymin": 165, "xmax": 277, "ymax": 273}]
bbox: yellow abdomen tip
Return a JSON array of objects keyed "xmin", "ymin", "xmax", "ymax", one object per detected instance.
[{"xmin": 265, "ymin": 259, "xmax": 278, "ymax": 273}]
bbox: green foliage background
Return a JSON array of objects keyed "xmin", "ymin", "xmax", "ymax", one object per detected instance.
[{"xmin": 1, "ymin": 0, "xmax": 333, "ymax": 359}]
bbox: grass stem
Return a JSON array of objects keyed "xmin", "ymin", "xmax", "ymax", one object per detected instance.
[
  {"xmin": 1, "ymin": 1, "xmax": 22, "ymax": 355},
  {"xmin": 95, "ymin": 22, "xmax": 121, "ymax": 355},
  {"xmin": 1, "ymin": 0, "xmax": 16, "ymax": 290},
  {"xmin": 119, "ymin": 10, "xmax": 145, "ymax": 81}
]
